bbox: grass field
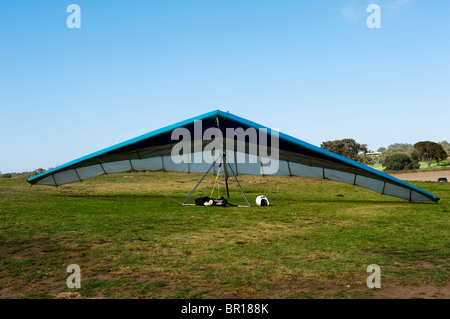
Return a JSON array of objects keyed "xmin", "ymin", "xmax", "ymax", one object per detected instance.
[
  {"xmin": 0, "ymin": 172, "xmax": 449, "ymax": 299},
  {"xmin": 370, "ymin": 162, "xmax": 450, "ymax": 172}
]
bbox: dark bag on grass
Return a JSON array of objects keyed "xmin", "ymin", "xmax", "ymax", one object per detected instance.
[{"xmin": 195, "ymin": 196, "xmax": 230, "ymax": 207}]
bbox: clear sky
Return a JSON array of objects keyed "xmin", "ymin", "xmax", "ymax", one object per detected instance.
[{"xmin": 0, "ymin": 0, "xmax": 449, "ymax": 173}]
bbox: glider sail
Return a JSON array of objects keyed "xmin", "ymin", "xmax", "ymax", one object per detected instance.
[{"xmin": 27, "ymin": 110, "xmax": 440, "ymax": 203}]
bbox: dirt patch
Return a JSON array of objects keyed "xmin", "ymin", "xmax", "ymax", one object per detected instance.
[
  {"xmin": 0, "ymin": 287, "xmax": 21, "ymax": 299},
  {"xmin": 13, "ymin": 246, "xmax": 40, "ymax": 258},
  {"xmin": 414, "ymin": 261, "xmax": 436, "ymax": 268},
  {"xmin": 390, "ymin": 169, "xmax": 450, "ymax": 182},
  {"xmin": 371, "ymin": 282, "xmax": 450, "ymax": 299},
  {"xmin": 38, "ymin": 277, "xmax": 58, "ymax": 285},
  {"xmin": 414, "ymin": 260, "xmax": 447, "ymax": 270},
  {"xmin": 55, "ymin": 292, "xmax": 82, "ymax": 299},
  {"xmin": 92, "ymin": 273, "xmax": 113, "ymax": 281}
]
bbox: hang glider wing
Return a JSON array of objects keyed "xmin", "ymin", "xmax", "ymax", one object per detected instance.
[{"xmin": 27, "ymin": 110, "xmax": 440, "ymax": 202}]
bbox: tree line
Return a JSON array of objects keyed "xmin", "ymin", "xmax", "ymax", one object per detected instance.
[
  {"xmin": 0, "ymin": 168, "xmax": 47, "ymax": 179},
  {"xmin": 1, "ymin": 140, "xmax": 449, "ymax": 177},
  {"xmin": 320, "ymin": 139, "xmax": 449, "ymax": 171}
]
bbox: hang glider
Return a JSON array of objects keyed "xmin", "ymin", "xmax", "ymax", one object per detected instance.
[{"xmin": 27, "ymin": 110, "xmax": 440, "ymax": 203}]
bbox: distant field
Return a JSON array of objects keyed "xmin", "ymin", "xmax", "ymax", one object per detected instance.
[
  {"xmin": 370, "ymin": 162, "xmax": 449, "ymax": 172},
  {"xmin": 0, "ymin": 172, "xmax": 448, "ymax": 299},
  {"xmin": 390, "ymin": 170, "xmax": 450, "ymax": 182}
]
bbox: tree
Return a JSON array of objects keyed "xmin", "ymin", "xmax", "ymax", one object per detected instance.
[
  {"xmin": 358, "ymin": 153, "xmax": 375, "ymax": 165},
  {"xmin": 378, "ymin": 143, "xmax": 413, "ymax": 163},
  {"xmin": 388, "ymin": 143, "xmax": 413, "ymax": 153},
  {"xmin": 411, "ymin": 141, "xmax": 448, "ymax": 167},
  {"xmin": 382, "ymin": 153, "xmax": 420, "ymax": 171},
  {"xmin": 321, "ymin": 139, "xmax": 368, "ymax": 162},
  {"xmin": 32, "ymin": 168, "xmax": 46, "ymax": 176},
  {"xmin": 439, "ymin": 141, "xmax": 450, "ymax": 155}
]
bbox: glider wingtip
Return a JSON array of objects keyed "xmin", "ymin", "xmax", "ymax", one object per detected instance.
[{"xmin": 27, "ymin": 179, "xmax": 39, "ymax": 186}]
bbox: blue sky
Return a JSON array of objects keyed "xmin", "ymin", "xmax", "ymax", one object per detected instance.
[{"xmin": 0, "ymin": 0, "xmax": 449, "ymax": 172}]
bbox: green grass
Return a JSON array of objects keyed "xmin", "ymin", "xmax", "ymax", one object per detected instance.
[
  {"xmin": 0, "ymin": 172, "xmax": 448, "ymax": 299},
  {"xmin": 418, "ymin": 162, "xmax": 449, "ymax": 170},
  {"xmin": 370, "ymin": 162, "xmax": 449, "ymax": 171},
  {"xmin": 370, "ymin": 163, "xmax": 384, "ymax": 171}
]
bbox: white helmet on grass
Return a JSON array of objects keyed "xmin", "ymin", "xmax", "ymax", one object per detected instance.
[{"xmin": 256, "ymin": 195, "xmax": 270, "ymax": 206}]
